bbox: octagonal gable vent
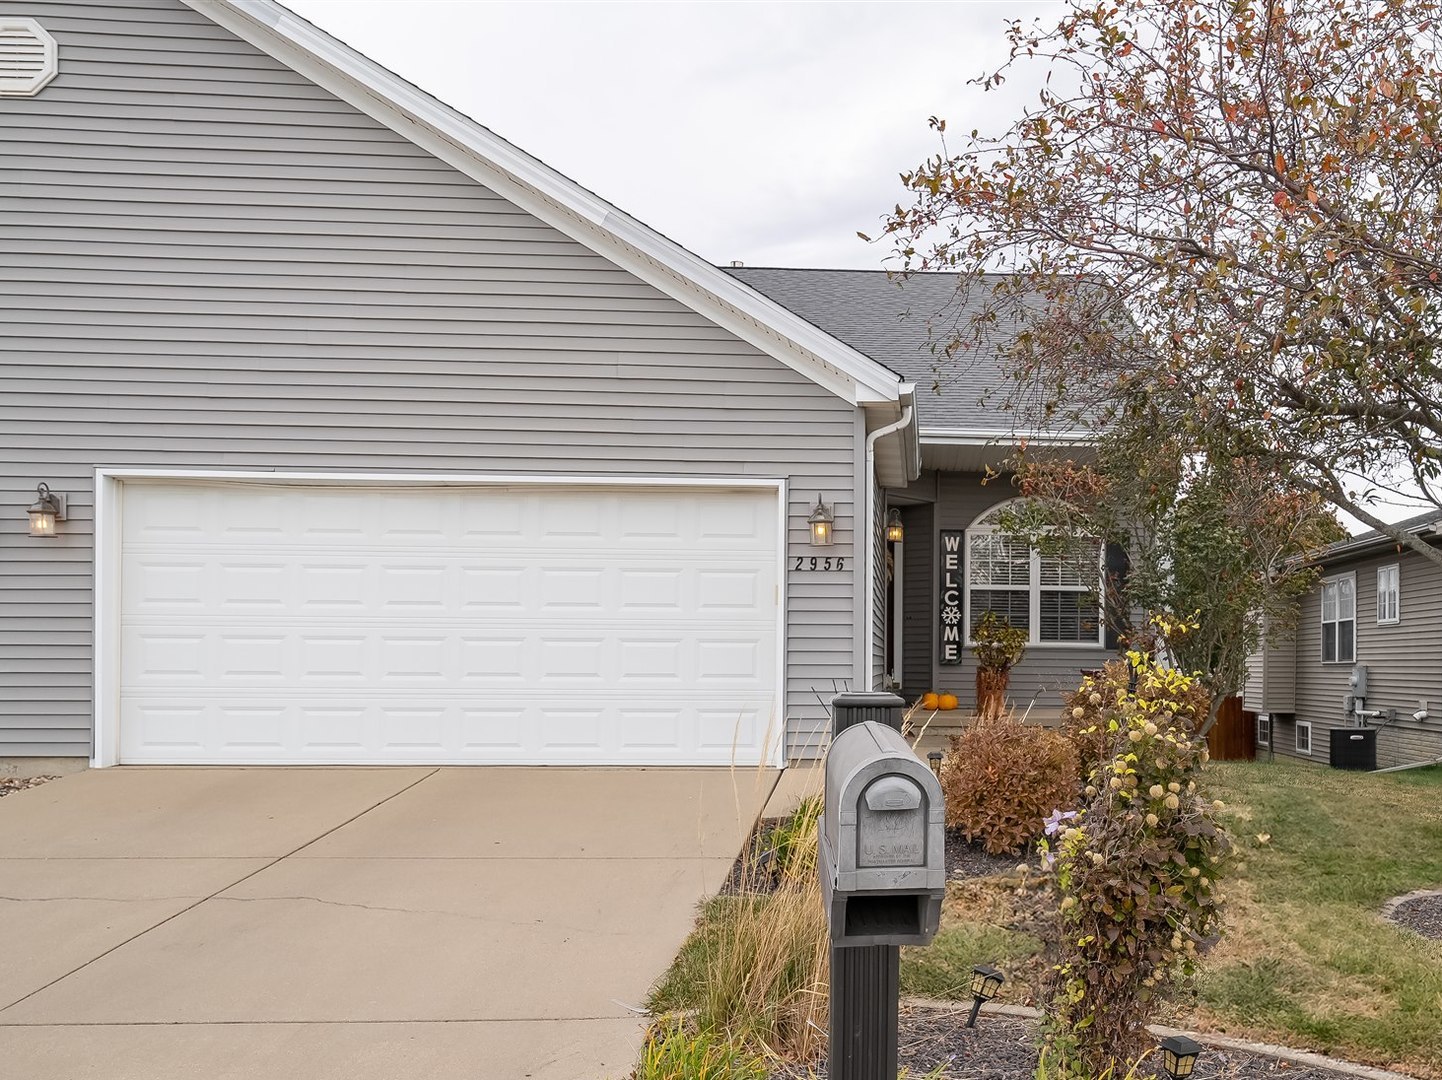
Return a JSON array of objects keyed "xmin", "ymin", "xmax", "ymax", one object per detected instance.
[{"xmin": 0, "ymin": 18, "xmax": 58, "ymax": 97}]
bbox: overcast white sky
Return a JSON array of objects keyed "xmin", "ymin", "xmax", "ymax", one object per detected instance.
[
  {"xmin": 278, "ymin": 0, "xmax": 1430, "ymax": 530},
  {"xmin": 281, "ymin": 0, "xmax": 1065, "ymax": 270}
]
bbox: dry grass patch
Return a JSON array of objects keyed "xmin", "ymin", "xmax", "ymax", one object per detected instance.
[{"xmin": 647, "ymin": 797, "xmax": 829, "ymax": 1062}]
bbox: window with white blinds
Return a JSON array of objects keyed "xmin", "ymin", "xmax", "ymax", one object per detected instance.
[
  {"xmin": 1321, "ymin": 573, "xmax": 1356, "ymax": 662},
  {"xmin": 966, "ymin": 505, "xmax": 1103, "ymax": 646},
  {"xmin": 1377, "ymin": 564, "xmax": 1399, "ymax": 624}
]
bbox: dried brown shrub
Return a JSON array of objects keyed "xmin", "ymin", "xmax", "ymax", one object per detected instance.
[{"xmin": 940, "ymin": 712, "xmax": 1080, "ymax": 855}]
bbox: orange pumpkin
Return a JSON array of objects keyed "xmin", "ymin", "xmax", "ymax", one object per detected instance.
[
  {"xmin": 938, "ymin": 692, "xmax": 959, "ymax": 711},
  {"xmin": 920, "ymin": 692, "xmax": 941, "ymax": 711}
]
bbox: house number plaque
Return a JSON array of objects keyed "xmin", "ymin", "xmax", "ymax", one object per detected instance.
[
  {"xmin": 791, "ymin": 556, "xmax": 847, "ymax": 571},
  {"xmin": 938, "ymin": 530, "xmax": 963, "ymax": 665}
]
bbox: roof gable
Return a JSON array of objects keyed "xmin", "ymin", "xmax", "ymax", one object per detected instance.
[{"xmin": 181, "ymin": 0, "xmax": 903, "ymax": 409}]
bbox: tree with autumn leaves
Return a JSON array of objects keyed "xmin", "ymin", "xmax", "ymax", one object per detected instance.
[
  {"xmin": 882, "ymin": 0, "xmax": 1442, "ymax": 571},
  {"xmin": 994, "ymin": 412, "xmax": 1343, "ymax": 733}
]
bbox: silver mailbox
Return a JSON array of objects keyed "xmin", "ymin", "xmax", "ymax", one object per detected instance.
[{"xmin": 819, "ymin": 720, "xmax": 945, "ymax": 947}]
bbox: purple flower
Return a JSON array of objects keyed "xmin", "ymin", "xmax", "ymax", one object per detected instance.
[{"xmin": 1043, "ymin": 808, "xmax": 1079, "ymax": 836}]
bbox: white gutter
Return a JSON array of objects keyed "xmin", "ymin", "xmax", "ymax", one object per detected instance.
[{"xmin": 865, "ymin": 405, "xmax": 914, "ymax": 691}]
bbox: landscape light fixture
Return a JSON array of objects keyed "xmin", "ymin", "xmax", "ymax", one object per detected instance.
[
  {"xmin": 966, "ymin": 964, "xmax": 1004, "ymax": 1027},
  {"xmin": 885, "ymin": 508, "xmax": 904, "ymax": 543},
  {"xmin": 27, "ymin": 482, "xmax": 65, "ymax": 538},
  {"xmin": 927, "ymin": 750, "xmax": 943, "ymax": 777},
  {"xmin": 1158, "ymin": 1035, "xmax": 1203, "ymax": 1080},
  {"xmin": 807, "ymin": 493, "xmax": 834, "ymax": 547}
]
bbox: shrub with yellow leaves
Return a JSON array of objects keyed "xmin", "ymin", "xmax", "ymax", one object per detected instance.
[{"xmin": 1038, "ymin": 652, "xmax": 1231, "ymax": 1080}]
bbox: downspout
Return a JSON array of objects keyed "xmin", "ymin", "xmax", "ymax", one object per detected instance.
[
  {"xmin": 1373, "ymin": 756, "xmax": 1442, "ymax": 775},
  {"xmin": 864, "ymin": 405, "xmax": 914, "ymax": 692}
]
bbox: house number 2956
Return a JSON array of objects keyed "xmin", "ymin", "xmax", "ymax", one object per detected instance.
[{"xmin": 793, "ymin": 557, "xmax": 846, "ymax": 571}]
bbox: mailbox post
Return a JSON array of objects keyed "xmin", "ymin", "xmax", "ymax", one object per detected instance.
[{"xmin": 820, "ymin": 695, "xmax": 945, "ymax": 1079}]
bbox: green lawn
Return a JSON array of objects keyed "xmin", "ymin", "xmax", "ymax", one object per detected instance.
[
  {"xmin": 1195, "ymin": 760, "xmax": 1442, "ymax": 1075},
  {"xmin": 902, "ymin": 759, "xmax": 1442, "ymax": 1077}
]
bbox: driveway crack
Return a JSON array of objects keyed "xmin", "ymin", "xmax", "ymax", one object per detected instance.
[{"xmin": 0, "ymin": 768, "xmax": 442, "ymax": 1015}]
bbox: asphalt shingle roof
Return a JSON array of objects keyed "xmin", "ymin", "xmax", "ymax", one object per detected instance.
[{"xmin": 725, "ymin": 266, "xmax": 1056, "ymax": 433}]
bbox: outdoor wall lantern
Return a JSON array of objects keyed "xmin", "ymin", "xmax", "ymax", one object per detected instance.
[
  {"xmin": 885, "ymin": 508, "xmax": 904, "ymax": 543},
  {"xmin": 27, "ymin": 482, "xmax": 65, "ymax": 538},
  {"xmin": 966, "ymin": 963, "xmax": 1004, "ymax": 1027},
  {"xmin": 807, "ymin": 493, "xmax": 834, "ymax": 547},
  {"xmin": 1159, "ymin": 1035, "xmax": 1203, "ymax": 1080}
]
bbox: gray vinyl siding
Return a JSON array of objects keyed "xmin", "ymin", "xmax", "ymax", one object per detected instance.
[
  {"xmin": 900, "ymin": 503, "xmax": 934, "ymax": 698},
  {"xmin": 0, "ymin": 0, "xmax": 860, "ymax": 759},
  {"xmin": 1243, "ymin": 653, "xmax": 1264, "ymax": 707},
  {"xmin": 1242, "ymin": 613, "xmax": 1297, "ymax": 716},
  {"xmin": 1274, "ymin": 547, "xmax": 1442, "ymax": 769},
  {"xmin": 908, "ymin": 470, "xmax": 1111, "ymax": 713}
]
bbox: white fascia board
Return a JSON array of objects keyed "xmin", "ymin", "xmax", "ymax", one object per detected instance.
[
  {"xmin": 184, "ymin": 0, "xmax": 901, "ymax": 408},
  {"xmin": 919, "ymin": 428, "xmax": 1097, "ymax": 447}
]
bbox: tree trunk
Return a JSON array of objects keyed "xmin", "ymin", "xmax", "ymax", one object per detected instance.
[{"xmin": 975, "ymin": 668, "xmax": 1010, "ymax": 720}]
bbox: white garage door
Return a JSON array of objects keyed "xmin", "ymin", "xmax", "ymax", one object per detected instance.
[{"xmin": 116, "ymin": 480, "xmax": 781, "ymax": 765}]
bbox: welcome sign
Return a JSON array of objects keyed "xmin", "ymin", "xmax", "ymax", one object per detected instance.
[{"xmin": 939, "ymin": 530, "xmax": 963, "ymax": 665}]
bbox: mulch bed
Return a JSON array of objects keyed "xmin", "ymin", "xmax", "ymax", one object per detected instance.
[
  {"xmin": 768, "ymin": 1007, "xmax": 1365, "ymax": 1079},
  {"xmin": 0, "ymin": 775, "xmax": 55, "ymax": 799},
  {"xmin": 1384, "ymin": 892, "xmax": 1442, "ymax": 941},
  {"xmin": 945, "ymin": 830, "xmax": 1026, "ymax": 880}
]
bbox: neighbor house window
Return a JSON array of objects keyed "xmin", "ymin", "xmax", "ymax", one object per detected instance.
[
  {"xmin": 1256, "ymin": 714, "xmax": 1271, "ymax": 748},
  {"xmin": 1320, "ymin": 574, "xmax": 1355, "ymax": 663},
  {"xmin": 966, "ymin": 504, "xmax": 1103, "ymax": 646},
  {"xmin": 1295, "ymin": 720, "xmax": 1312, "ymax": 755},
  {"xmin": 1377, "ymin": 564, "xmax": 1399, "ymax": 624}
]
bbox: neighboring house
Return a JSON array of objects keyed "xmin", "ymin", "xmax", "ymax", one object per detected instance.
[
  {"xmin": 0, "ymin": 1, "xmax": 1101, "ymax": 774},
  {"xmin": 1245, "ymin": 510, "xmax": 1442, "ymax": 770}
]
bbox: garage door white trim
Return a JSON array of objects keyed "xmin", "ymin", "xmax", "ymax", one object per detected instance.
[{"xmin": 93, "ymin": 469, "xmax": 788, "ymax": 769}]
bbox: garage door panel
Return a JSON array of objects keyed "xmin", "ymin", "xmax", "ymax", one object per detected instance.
[
  {"xmin": 120, "ymin": 626, "xmax": 775, "ymax": 691},
  {"xmin": 120, "ymin": 693, "xmax": 779, "ymax": 764},
  {"xmin": 116, "ymin": 481, "xmax": 780, "ymax": 765}
]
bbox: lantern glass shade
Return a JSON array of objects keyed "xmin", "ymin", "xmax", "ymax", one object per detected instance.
[
  {"xmin": 885, "ymin": 508, "xmax": 904, "ymax": 543},
  {"xmin": 970, "ymin": 964, "xmax": 1004, "ymax": 1001},
  {"xmin": 807, "ymin": 494, "xmax": 835, "ymax": 547},
  {"xmin": 27, "ymin": 483, "xmax": 63, "ymax": 538},
  {"xmin": 1159, "ymin": 1035, "xmax": 1202, "ymax": 1080},
  {"xmin": 28, "ymin": 505, "xmax": 57, "ymax": 538}
]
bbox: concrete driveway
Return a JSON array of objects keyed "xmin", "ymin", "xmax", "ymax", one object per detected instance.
[{"xmin": 0, "ymin": 766, "xmax": 779, "ymax": 1079}]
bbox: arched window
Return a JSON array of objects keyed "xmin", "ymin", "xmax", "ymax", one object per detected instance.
[{"xmin": 965, "ymin": 501, "xmax": 1104, "ymax": 646}]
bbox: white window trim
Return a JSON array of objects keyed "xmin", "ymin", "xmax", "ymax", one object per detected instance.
[
  {"xmin": 887, "ymin": 533, "xmax": 904, "ymax": 687},
  {"xmin": 1377, "ymin": 563, "xmax": 1400, "ymax": 625},
  {"xmin": 1256, "ymin": 713, "xmax": 1271, "ymax": 748},
  {"xmin": 963, "ymin": 502, "xmax": 1105, "ymax": 649},
  {"xmin": 1295, "ymin": 720, "xmax": 1312, "ymax": 755},
  {"xmin": 1319, "ymin": 572, "xmax": 1357, "ymax": 665}
]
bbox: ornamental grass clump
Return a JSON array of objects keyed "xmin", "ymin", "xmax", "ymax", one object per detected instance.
[
  {"xmin": 942, "ymin": 711, "xmax": 1079, "ymax": 856},
  {"xmin": 1040, "ymin": 654, "xmax": 1231, "ymax": 1079}
]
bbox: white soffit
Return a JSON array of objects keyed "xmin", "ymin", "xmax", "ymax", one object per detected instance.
[
  {"xmin": 0, "ymin": 17, "xmax": 58, "ymax": 96},
  {"xmin": 182, "ymin": 0, "xmax": 903, "ymax": 408}
]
